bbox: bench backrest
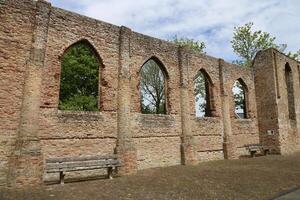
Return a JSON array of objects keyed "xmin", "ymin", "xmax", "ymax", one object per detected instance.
[{"xmin": 46, "ymin": 155, "xmax": 122, "ymax": 173}]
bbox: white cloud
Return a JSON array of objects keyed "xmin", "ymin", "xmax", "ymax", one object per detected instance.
[{"xmin": 49, "ymin": 0, "xmax": 300, "ymax": 61}]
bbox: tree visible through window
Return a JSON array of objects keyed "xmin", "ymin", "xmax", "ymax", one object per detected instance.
[
  {"xmin": 232, "ymin": 80, "xmax": 247, "ymax": 119},
  {"xmin": 59, "ymin": 41, "xmax": 100, "ymax": 111},
  {"xmin": 194, "ymin": 70, "xmax": 213, "ymax": 117},
  {"xmin": 140, "ymin": 58, "xmax": 166, "ymax": 114}
]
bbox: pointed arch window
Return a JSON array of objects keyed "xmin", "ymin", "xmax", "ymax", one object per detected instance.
[
  {"xmin": 285, "ymin": 63, "xmax": 296, "ymax": 120},
  {"xmin": 232, "ymin": 79, "xmax": 248, "ymax": 119},
  {"xmin": 59, "ymin": 40, "xmax": 102, "ymax": 111},
  {"xmin": 140, "ymin": 58, "xmax": 167, "ymax": 114},
  {"xmin": 194, "ymin": 69, "xmax": 214, "ymax": 117}
]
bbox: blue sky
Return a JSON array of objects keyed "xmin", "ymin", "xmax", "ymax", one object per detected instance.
[{"xmin": 48, "ymin": 0, "xmax": 300, "ymax": 62}]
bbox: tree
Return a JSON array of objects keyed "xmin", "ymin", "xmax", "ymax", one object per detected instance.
[
  {"xmin": 59, "ymin": 42, "xmax": 100, "ymax": 111},
  {"xmin": 287, "ymin": 49, "xmax": 300, "ymax": 62},
  {"xmin": 232, "ymin": 81, "xmax": 246, "ymax": 118},
  {"xmin": 140, "ymin": 59, "xmax": 166, "ymax": 114},
  {"xmin": 172, "ymin": 36, "xmax": 206, "ymax": 53},
  {"xmin": 231, "ymin": 22, "xmax": 286, "ymax": 67},
  {"xmin": 194, "ymin": 72, "xmax": 207, "ymax": 117}
]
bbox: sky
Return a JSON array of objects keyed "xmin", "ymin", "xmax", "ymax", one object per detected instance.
[{"xmin": 48, "ymin": 0, "xmax": 300, "ymax": 62}]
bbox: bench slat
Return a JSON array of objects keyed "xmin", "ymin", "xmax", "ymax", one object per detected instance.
[
  {"xmin": 46, "ymin": 160, "xmax": 121, "ymax": 171},
  {"xmin": 46, "ymin": 155, "xmax": 118, "ymax": 163},
  {"xmin": 46, "ymin": 164, "xmax": 122, "ymax": 173}
]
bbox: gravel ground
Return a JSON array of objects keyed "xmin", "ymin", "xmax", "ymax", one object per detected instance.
[{"xmin": 1, "ymin": 153, "xmax": 300, "ymax": 200}]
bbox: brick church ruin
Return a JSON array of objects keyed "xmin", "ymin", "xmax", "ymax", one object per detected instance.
[{"xmin": 0, "ymin": 0, "xmax": 299, "ymax": 187}]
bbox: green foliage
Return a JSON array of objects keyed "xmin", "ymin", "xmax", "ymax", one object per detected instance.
[
  {"xmin": 194, "ymin": 72, "xmax": 206, "ymax": 99},
  {"xmin": 287, "ymin": 49, "xmax": 300, "ymax": 62},
  {"xmin": 140, "ymin": 59, "xmax": 166, "ymax": 114},
  {"xmin": 59, "ymin": 95, "xmax": 98, "ymax": 111},
  {"xmin": 194, "ymin": 72, "xmax": 206, "ymax": 116},
  {"xmin": 172, "ymin": 36, "xmax": 206, "ymax": 53},
  {"xmin": 231, "ymin": 22, "xmax": 286, "ymax": 67},
  {"xmin": 232, "ymin": 81, "xmax": 246, "ymax": 118},
  {"xmin": 59, "ymin": 42, "xmax": 99, "ymax": 111}
]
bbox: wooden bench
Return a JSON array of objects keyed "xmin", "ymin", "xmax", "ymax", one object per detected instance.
[
  {"xmin": 245, "ymin": 144, "xmax": 270, "ymax": 157},
  {"xmin": 45, "ymin": 155, "xmax": 122, "ymax": 185}
]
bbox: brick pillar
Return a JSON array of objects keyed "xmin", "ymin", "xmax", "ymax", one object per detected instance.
[
  {"xmin": 219, "ymin": 59, "xmax": 238, "ymax": 159},
  {"xmin": 115, "ymin": 26, "xmax": 137, "ymax": 174},
  {"xmin": 178, "ymin": 47, "xmax": 197, "ymax": 165},
  {"xmin": 7, "ymin": 0, "xmax": 51, "ymax": 187}
]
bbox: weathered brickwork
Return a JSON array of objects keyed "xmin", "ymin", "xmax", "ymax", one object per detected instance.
[
  {"xmin": 0, "ymin": 0, "xmax": 36, "ymax": 187},
  {"xmin": 254, "ymin": 49, "xmax": 300, "ymax": 155},
  {"xmin": 0, "ymin": 0, "xmax": 299, "ymax": 187}
]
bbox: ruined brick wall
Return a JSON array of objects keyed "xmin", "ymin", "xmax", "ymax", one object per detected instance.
[
  {"xmin": 253, "ymin": 50, "xmax": 281, "ymax": 153},
  {"xmin": 39, "ymin": 4, "xmax": 120, "ymax": 162},
  {"xmin": 0, "ymin": 0, "xmax": 298, "ymax": 188},
  {"xmin": 38, "ymin": 3, "xmax": 121, "ymax": 180},
  {"xmin": 0, "ymin": 0, "xmax": 36, "ymax": 186},
  {"xmin": 254, "ymin": 49, "xmax": 300, "ymax": 155},
  {"xmin": 188, "ymin": 55, "xmax": 224, "ymax": 161},
  {"xmin": 273, "ymin": 51, "xmax": 300, "ymax": 154},
  {"xmin": 224, "ymin": 63, "xmax": 259, "ymax": 156},
  {"xmin": 129, "ymin": 32, "xmax": 182, "ymax": 169}
]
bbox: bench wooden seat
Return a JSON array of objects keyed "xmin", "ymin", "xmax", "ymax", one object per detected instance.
[
  {"xmin": 45, "ymin": 155, "xmax": 122, "ymax": 185},
  {"xmin": 244, "ymin": 144, "xmax": 270, "ymax": 157}
]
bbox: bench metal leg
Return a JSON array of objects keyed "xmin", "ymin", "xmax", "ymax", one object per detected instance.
[
  {"xmin": 59, "ymin": 171, "xmax": 65, "ymax": 185},
  {"xmin": 250, "ymin": 151, "xmax": 256, "ymax": 158},
  {"xmin": 107, "ymin": 167, "xmax": 113, "ymax": 179},
  {"xmin": 264, "ymin": 150, "xmax": 270, "ymax": 156}
]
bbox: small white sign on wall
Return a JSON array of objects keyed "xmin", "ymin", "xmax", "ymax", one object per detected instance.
[{"xmin": 267, "ymin": 130, "xmax": 275, "ymax": 136}]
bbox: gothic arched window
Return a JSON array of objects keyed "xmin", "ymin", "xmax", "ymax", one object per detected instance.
[
  {"xmin": 59, "ymin": 40, "xmax": 101, "ymax": 111},
  {"xmin": 140, "ymin": 58, "xmax": 167, "ymax": 114},
  {"xmin": 285, "ymin": 63, "xmax": 296, "ymax": 120},
  {"xmin": 194, "ymin": 69, "xmax": 213, "ymax": 117},
  {"xmin": 232, "ymin": 79, "xmax": 248, "ymax": 119}
]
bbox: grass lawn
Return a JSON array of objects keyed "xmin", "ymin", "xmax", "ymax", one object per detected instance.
[{"xmin": 1, "ymin": 153, "xmax": 300, "ymax": 200}]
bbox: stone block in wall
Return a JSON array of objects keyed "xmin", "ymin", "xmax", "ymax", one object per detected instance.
[
  {"xmin": 134, "ymin": 137, "xmax": 181, "ymax": 170},
  {"xmin": 197, "ymin": 150, "xmax": 224, "ymax": 162}
]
